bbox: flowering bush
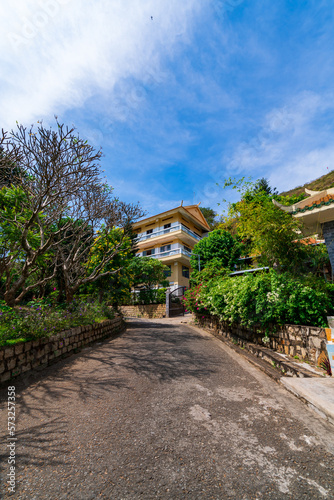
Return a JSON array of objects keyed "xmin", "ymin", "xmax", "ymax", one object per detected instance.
[
  {"xmin": 0, "ymin": 300, "xmax": 115, "ymax": 346},
  {"xmin": 183, "ymin": 270, "xmax": 334, "ymax": 329}
]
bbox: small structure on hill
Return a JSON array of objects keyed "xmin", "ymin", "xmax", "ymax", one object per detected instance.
[{"xmin": 273, "ymin": 187, "xmax": 334, "ymax": 271}]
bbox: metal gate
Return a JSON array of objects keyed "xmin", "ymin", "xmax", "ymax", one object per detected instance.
[{"xmin": 167, "ymin": 286, "xmax": 185, "ymax": 317}]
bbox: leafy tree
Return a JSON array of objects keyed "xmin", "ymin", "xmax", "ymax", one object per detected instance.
[
  {"xmin": 190, "ymin": 229, "xmax": 243, "ymax": 272},
  {"xmin": 82, "ymin": 227, "xmax": 134, "ymax": 304},
  {"xmin": 199, "ymin": 206, "xmax": 218, "ymax": 230},
  {"xmin": 129, "ymin": 257, "xmax": 169, "ymax": 289},
  {"xmin": 220, "ymin": 178, "xmax": 324, "ymax": 275},
  {"xmin": 253, "ymin": 177, "xmax": 278, "ymax": 196},
  {"xmin": 0, "ymin": 119, "xmax": 144, "ymax": 306}
]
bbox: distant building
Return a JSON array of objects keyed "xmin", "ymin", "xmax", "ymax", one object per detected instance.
[
  {"xmin": 132, "ymin": 204, "xmax": 210, "ymax": 290},
  {"xmin": 273, "ymin": 187, "xmax": 334, "ymax": 272}
]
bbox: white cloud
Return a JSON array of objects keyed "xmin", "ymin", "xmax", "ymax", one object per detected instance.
[
  {"xmin": 0, "ymin": 0, "xmax": 200, "ymax": 128},
  {"xmin": 225, "ymin": 91, "xmax": 334, "ymax": 191}
]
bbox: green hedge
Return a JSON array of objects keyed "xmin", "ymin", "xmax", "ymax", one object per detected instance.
[{"xmin": 183, "ymin": 270, "xmax": 334, "ymax": 329}]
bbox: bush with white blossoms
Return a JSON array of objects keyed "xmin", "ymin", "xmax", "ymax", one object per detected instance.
[{"xmin": 183, "ymin": 269, "xmax": 334, "ymax": 329}]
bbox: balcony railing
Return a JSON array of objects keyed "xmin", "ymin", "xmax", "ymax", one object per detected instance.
[
  {"xmin": 137, "ymin": 224, "xmax": 201, "ymax": 242},
  {"xmin": 137, "ymin": 247, "xmax": 192, "ymax": 259}
]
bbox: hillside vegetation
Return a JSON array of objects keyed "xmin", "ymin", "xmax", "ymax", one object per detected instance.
[{"xmin": 280, "ymin": 170, "xmax": 334, "ymax": 198}]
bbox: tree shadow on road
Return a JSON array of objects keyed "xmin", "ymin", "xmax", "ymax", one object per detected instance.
[{"xmin": 0, "ymin": 319, "xmax": 221, "ymax": 470}]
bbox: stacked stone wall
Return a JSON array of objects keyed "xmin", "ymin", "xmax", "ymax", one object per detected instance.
[
  {"xmin": 196, "ymin": 314, "xmax": 327, "ymax": 367},
  {"xmin": 0, "ymin": 316, "xmax": 125, "ymax": 384},
  {"xmin": 119, "ymin": 304, "xmax": 166, "ymax": 318}
]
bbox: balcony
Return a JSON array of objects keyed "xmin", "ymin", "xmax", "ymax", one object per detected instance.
[
  {"xmin": 137, "ymin": 223, "xmax": 201, "ymax": 243},
  {"xmin": 137, "ymin": 246, "xmax": 192, "ymax": 260}
]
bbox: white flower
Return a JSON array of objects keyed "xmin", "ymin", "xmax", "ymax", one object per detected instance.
[{"xmin": 266, "ymin": 291, "xmax": 279, "ymax": 303}]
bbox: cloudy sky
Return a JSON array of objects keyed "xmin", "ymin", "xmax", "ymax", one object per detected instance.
[{"xmin": 1, "ymin": 0, "xmax": 334, "ymax": 216}]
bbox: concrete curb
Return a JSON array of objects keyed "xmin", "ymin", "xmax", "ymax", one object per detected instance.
[{"xmin": 281, "ymin": 378, "xmax": 334, "ymax": 426}]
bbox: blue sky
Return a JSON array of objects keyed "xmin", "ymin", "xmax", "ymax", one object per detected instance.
[{"xmin": 1, "ymin": 0, "xmax": 334, "ymax": 218}]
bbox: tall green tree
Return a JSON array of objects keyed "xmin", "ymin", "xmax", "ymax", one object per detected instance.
[{"xmin": 190, "ymin": 229, "xmax": 243, "ymax": 272}]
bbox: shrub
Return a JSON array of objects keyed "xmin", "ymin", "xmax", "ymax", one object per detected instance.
[
  {"xmin": 183, "ymin": 270, "xmax": 333, "ymax": 329},
  {"xmin": 117, "ymin": 288, "xmax": 167, "ymax": 306},
  {"xmin": 0, "ymin": 300, "xmax": 115, "ymax": 346}
]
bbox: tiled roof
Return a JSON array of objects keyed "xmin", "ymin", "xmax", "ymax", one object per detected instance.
[
  {"xmin": 292, "ymin": 195, "xmax": 334, "ymax": 214},
  {"xmin": 299, "ymin": 237, "xmax": 325, "ymax": 245}
]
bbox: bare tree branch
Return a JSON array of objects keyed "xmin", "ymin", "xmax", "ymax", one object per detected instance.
[{"xmin": 0, "ymin": 118, "xmax": 145, "ymax": 305}]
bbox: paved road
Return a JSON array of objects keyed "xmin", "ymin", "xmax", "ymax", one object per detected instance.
[{"xmin": 1, "ymin": 318, "xmax": 334, "ymax": 499}]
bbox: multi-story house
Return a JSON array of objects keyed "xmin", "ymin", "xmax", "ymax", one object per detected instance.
[{"xmin": 133, "ymin": 204, "xmax": 210, "ymax": 290}]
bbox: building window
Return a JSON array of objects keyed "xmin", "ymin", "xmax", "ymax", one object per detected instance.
[
  {"xmin": 164, "ymin": 265, "xmax": 172, "ymax": 277},
  {"xmin": 163, "ymin": 223, "xmax": 171, "ymax": 231},
  {"xmin": 143, "ymin": 248, "xmax": 155, "ymax": 256},
  {"xmin": 182, "ymin": 266, "xmax": 189, "ymax": 278},
  {"xmin": 184, "ymin": 245, "xmax": 191, "ymax": 253},
  {"xmin": 146, "ymin": 229, "xmax": 153, "ymax": 235},
  {"xmin": 160, "ymin": 244, "xmax": 171, "ymax": 253}
]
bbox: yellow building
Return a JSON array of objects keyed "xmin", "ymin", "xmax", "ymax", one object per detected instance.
[{"xmin": 133, "ymin": 204, "xmax": 210, "ymax": 290}]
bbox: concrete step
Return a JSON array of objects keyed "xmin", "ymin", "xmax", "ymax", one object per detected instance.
[{"xmin": 245, "ymin": 342, "xmax": 323, "ymax": 378}]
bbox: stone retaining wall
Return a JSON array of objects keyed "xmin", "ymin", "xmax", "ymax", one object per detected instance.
[
  {"xmin": 119, "ymin": 304, "xmax": 166, "ymax": 319},
  {"xmin": 196, "ymin": 314, "xmax": 328, "ymax": 366},
  {"xmin": 0, "ymin": 316, "xmax": 125, "ymax": 384}
]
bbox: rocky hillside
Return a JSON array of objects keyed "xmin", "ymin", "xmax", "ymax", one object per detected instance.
[{"xmin": 280, "ymin": 170, "xmax": 334, "ymax": 198}]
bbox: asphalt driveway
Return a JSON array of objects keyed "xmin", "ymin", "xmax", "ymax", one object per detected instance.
[{"xmin": 1, "ymin": 317, "xmax": 334, "ymax": 499}]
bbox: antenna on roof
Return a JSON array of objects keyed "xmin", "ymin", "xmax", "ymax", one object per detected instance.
[{"xmin": 181, "ymin": 200, "xmax": 183, "ymax": 206}]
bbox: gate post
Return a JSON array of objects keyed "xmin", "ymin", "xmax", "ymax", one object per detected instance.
[{"xmin": 166, "ymin": 290, "xmax": 170, "ymax": 318}]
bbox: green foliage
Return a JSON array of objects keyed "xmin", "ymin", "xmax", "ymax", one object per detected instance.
[
  {"xmin": 156, "ymin": 288, "xmax": 167, "ymax": 304},
  {"xmin": 129, "ymin": 257, "xmax": 169, "ymax": 289},
  {"xmin": 199, "ymin": 206, "xmax": 219, "ymax": 230},
  {"xmin": 190, "ymin": 230, "xmax": 243, "ymax": 272},
  {"xmin": 186, "ymin": 176, "xmax": 334, "ymax": 331},
  {"xmin": 274, "ymin": 192, "xmax": 307, "ymax": 206},
  {"xmin": 81, "ymin": 227, "xmax": 134, "ymax": 304},
  {"xmin": 189, "ymin": 258, "xmax": 230, "ymax": 288},
  {"xmin": 115, "ymin": 287, "xmax": 166, "ymax": 306},
  {"xmin": 220, "ymin": 178, "xmax": 316, "ymax": 274},
  {"xmin": 0, "ymin": 185, "xmax": 47, "ymax": 259},
  {"xmin": 0, "ymin": 300, "xmax": 115, "ymax": 346},
  {"xmin": 184, "ymin": 270, "xmax": 333, "ymax": 329},
  {"xmin": 253, "ymin": 177, "xmax": 278, "ymax": 196},
  {"xmin": 131, "ymin": 287, "xmax": 166, "ymax": 305},
  {"xmin": 0, "ymin": 119, "xmax": 145, "ymax": 306}
]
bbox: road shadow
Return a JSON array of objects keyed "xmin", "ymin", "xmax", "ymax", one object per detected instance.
[{"xmin": 0, "ymin": 318, "xmax": 221, "ymax": 468}]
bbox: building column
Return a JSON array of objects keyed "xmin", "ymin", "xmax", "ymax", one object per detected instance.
[{"xmin": 323, "ymin": 221, "xmax": 334, "ymax": 276}]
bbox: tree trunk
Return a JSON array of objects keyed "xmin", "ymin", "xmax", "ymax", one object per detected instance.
[
  {"xmin": 65, "ymin": 288, "xmax": 74, "ymax": 304},
  {"xmin": 3, "ymin": 290, "xmax": 16, "ymax": 307}
]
